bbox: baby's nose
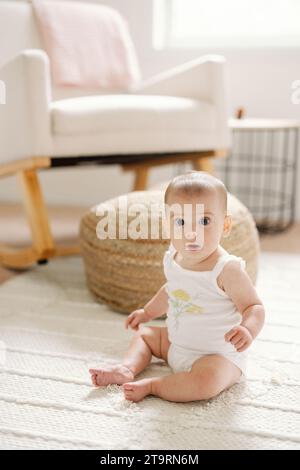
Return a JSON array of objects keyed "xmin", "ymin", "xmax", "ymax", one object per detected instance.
[{"xmin": 185, "ymin": 231, "xmax": 197, "ymax": 240}]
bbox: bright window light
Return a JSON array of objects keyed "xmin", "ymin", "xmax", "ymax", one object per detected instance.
[{"xmin": 153, "ymin": 0, "xmax": 300, "ymax": 49}]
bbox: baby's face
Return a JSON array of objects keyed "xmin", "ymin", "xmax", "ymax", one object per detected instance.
[{"xmin": 165, "ymin": 190, "xmax": 230, "ymax": 262}]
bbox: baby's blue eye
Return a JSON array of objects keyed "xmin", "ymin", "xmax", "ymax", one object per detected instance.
[
  {"xmin": 175, "ymin": 218, "xmax": 184, "ymax": 226},
  {"xmin": 199, "ymin": 216, "xmax": 210, "ymax": 226}
]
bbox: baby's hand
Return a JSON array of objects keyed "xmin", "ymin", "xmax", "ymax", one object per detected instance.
[
  {"xmin": 125, "ymin": 308, "xmax": 150, "ymax": 330},
  {"xmin": 224, "ymin": 325, "xmax": 253, "ymax": 352}
]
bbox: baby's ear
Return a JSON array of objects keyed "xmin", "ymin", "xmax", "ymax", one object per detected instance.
[{"xmin": 223, "ymin": 214, "xmax": 232, "ymax": 238}]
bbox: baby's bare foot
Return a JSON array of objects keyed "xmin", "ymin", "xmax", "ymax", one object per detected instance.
[
  {"xmin": 89, "ymin": 364, "xmax": 134, "ymax": 387},
  {"xmin": 123, "ymin": 378, "xmax": 153, "ymax": 402}
]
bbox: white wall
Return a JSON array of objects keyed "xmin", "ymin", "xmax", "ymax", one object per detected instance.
[{"xmin": 1, "ymin": 0, "xmax": 300, "ymax": 219}]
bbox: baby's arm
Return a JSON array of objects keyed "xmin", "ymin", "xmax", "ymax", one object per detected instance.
[
  {"xmin": 125, "ymin": 283, "xmax": 169, "ymax": 330},
  {"xmin": 144, "ymin": 283, "xmax": 169, "ymax": 320},
  {"xmin": 220, "ymin": 261, "xmax": 265, "ymax": 352}
]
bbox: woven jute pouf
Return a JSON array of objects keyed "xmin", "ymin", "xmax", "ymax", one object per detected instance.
[{"xmin": 80, "ymin": 189, "xmax": 260, "ymax": 314}]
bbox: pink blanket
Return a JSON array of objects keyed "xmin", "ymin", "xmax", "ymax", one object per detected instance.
[{"xmin": 33, "ymin": 0, "xmax": 141, "ymax": 89}]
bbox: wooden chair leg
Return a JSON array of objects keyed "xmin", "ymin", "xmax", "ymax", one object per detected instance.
[
  {"xmin": 193, "ymin": 157, "xmax": 215, "ymax": 174},
  {"xmin": 133, "ymin": 165, "xmax": 149, "ymax": 191},
  {"xmin": 0, "ymin": 166, "xmax": 80, "ymax": 269},
  {"xmin": 18, "ymin": 169, "xmax": 55, "ymax": 258},
  {"xmin": 192, "ymin": 149, "xmax": 228, "ymax": 174}
]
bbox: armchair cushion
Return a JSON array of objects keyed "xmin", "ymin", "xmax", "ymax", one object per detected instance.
[
  {"xmin": 50, "ymin": 94, "xmax": 220, "ymax": 156},
  {"xmin": 51, "ymin": 94, "xmax": 216, "ymax": 135}
]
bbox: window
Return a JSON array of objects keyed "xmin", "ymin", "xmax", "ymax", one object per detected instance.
[{"xmin": 153, "ymin": 0, "xmax": 300, "ymax": 49}]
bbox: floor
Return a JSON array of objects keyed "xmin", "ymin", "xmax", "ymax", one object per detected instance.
[
  {"xmin": 0, "ymin": 202, "xmax": 299, "ymax": 284},
  {"xmin": 0, "ymin": 203, "xmax": 87, "ymax": 284}
]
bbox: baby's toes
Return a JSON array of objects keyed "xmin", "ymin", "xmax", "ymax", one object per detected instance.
[
  {"xmin": 123, "ymin": 389, "xmax": 133, "ymax": 401},
  {"xmin": 90, "ymin": 373, "xmax": 97, "ymax": 385},
  {"xmin": 123, "ymin": 382, "xmax": 134, "ymax": 391},
  {"xmin": 95, "ymin": 371, "xmax": 105, "ymax": 386}
]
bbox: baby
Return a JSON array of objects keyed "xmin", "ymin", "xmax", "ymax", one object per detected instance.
[{"xmin": 89, "ymin": 171, "xmax": 265, "ymax": 403}]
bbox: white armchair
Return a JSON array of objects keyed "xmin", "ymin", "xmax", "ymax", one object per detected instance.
[{"xmin": 0, "ymin": 1, "xmax": 230, "ymax": 268}]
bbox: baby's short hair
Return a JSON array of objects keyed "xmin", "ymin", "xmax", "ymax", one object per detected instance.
[{"xmin": 164, "ymin": 171, "xmax": 228, "ymax": 214}]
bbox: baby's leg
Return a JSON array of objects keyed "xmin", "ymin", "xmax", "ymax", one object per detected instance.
[
  {"xmin": 89, "ymin": 326, "xmax": 170, "ymax": 386},
  {"xmin": 123, "ymin": 354, "xmax": 241, "ymax": 403}
]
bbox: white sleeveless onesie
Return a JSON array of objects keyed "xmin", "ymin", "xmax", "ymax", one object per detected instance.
[{"xmin": 163, "ymin": 244, "xmax": 248, "ymax": 378}]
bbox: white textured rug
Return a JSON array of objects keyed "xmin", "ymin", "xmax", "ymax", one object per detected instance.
[{"xmin": 0, "ymin": 252, "xmax": 300, "ymax": 450}]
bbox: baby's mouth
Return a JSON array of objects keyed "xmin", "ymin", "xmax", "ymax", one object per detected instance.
[{"xmin": 185, "ymin": 243, "xmax": 202, "ymax": 251}]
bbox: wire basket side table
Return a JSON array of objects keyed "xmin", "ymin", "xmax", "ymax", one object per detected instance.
[{"xmin": 216, "ymin": 119, "xmax": 300, "ymax": 233}]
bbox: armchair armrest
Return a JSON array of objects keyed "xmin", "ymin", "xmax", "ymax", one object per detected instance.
[
  {"xmin": 133, "ymin": 54, "xmax": 231, "ymax": 148},
  {"xmin": 0, "ymin": 49, "xmax": 52, "ymax": 164},
  {"xmin": 132, "ymin": 55, "xmax": 225, "ymax": 99}
]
